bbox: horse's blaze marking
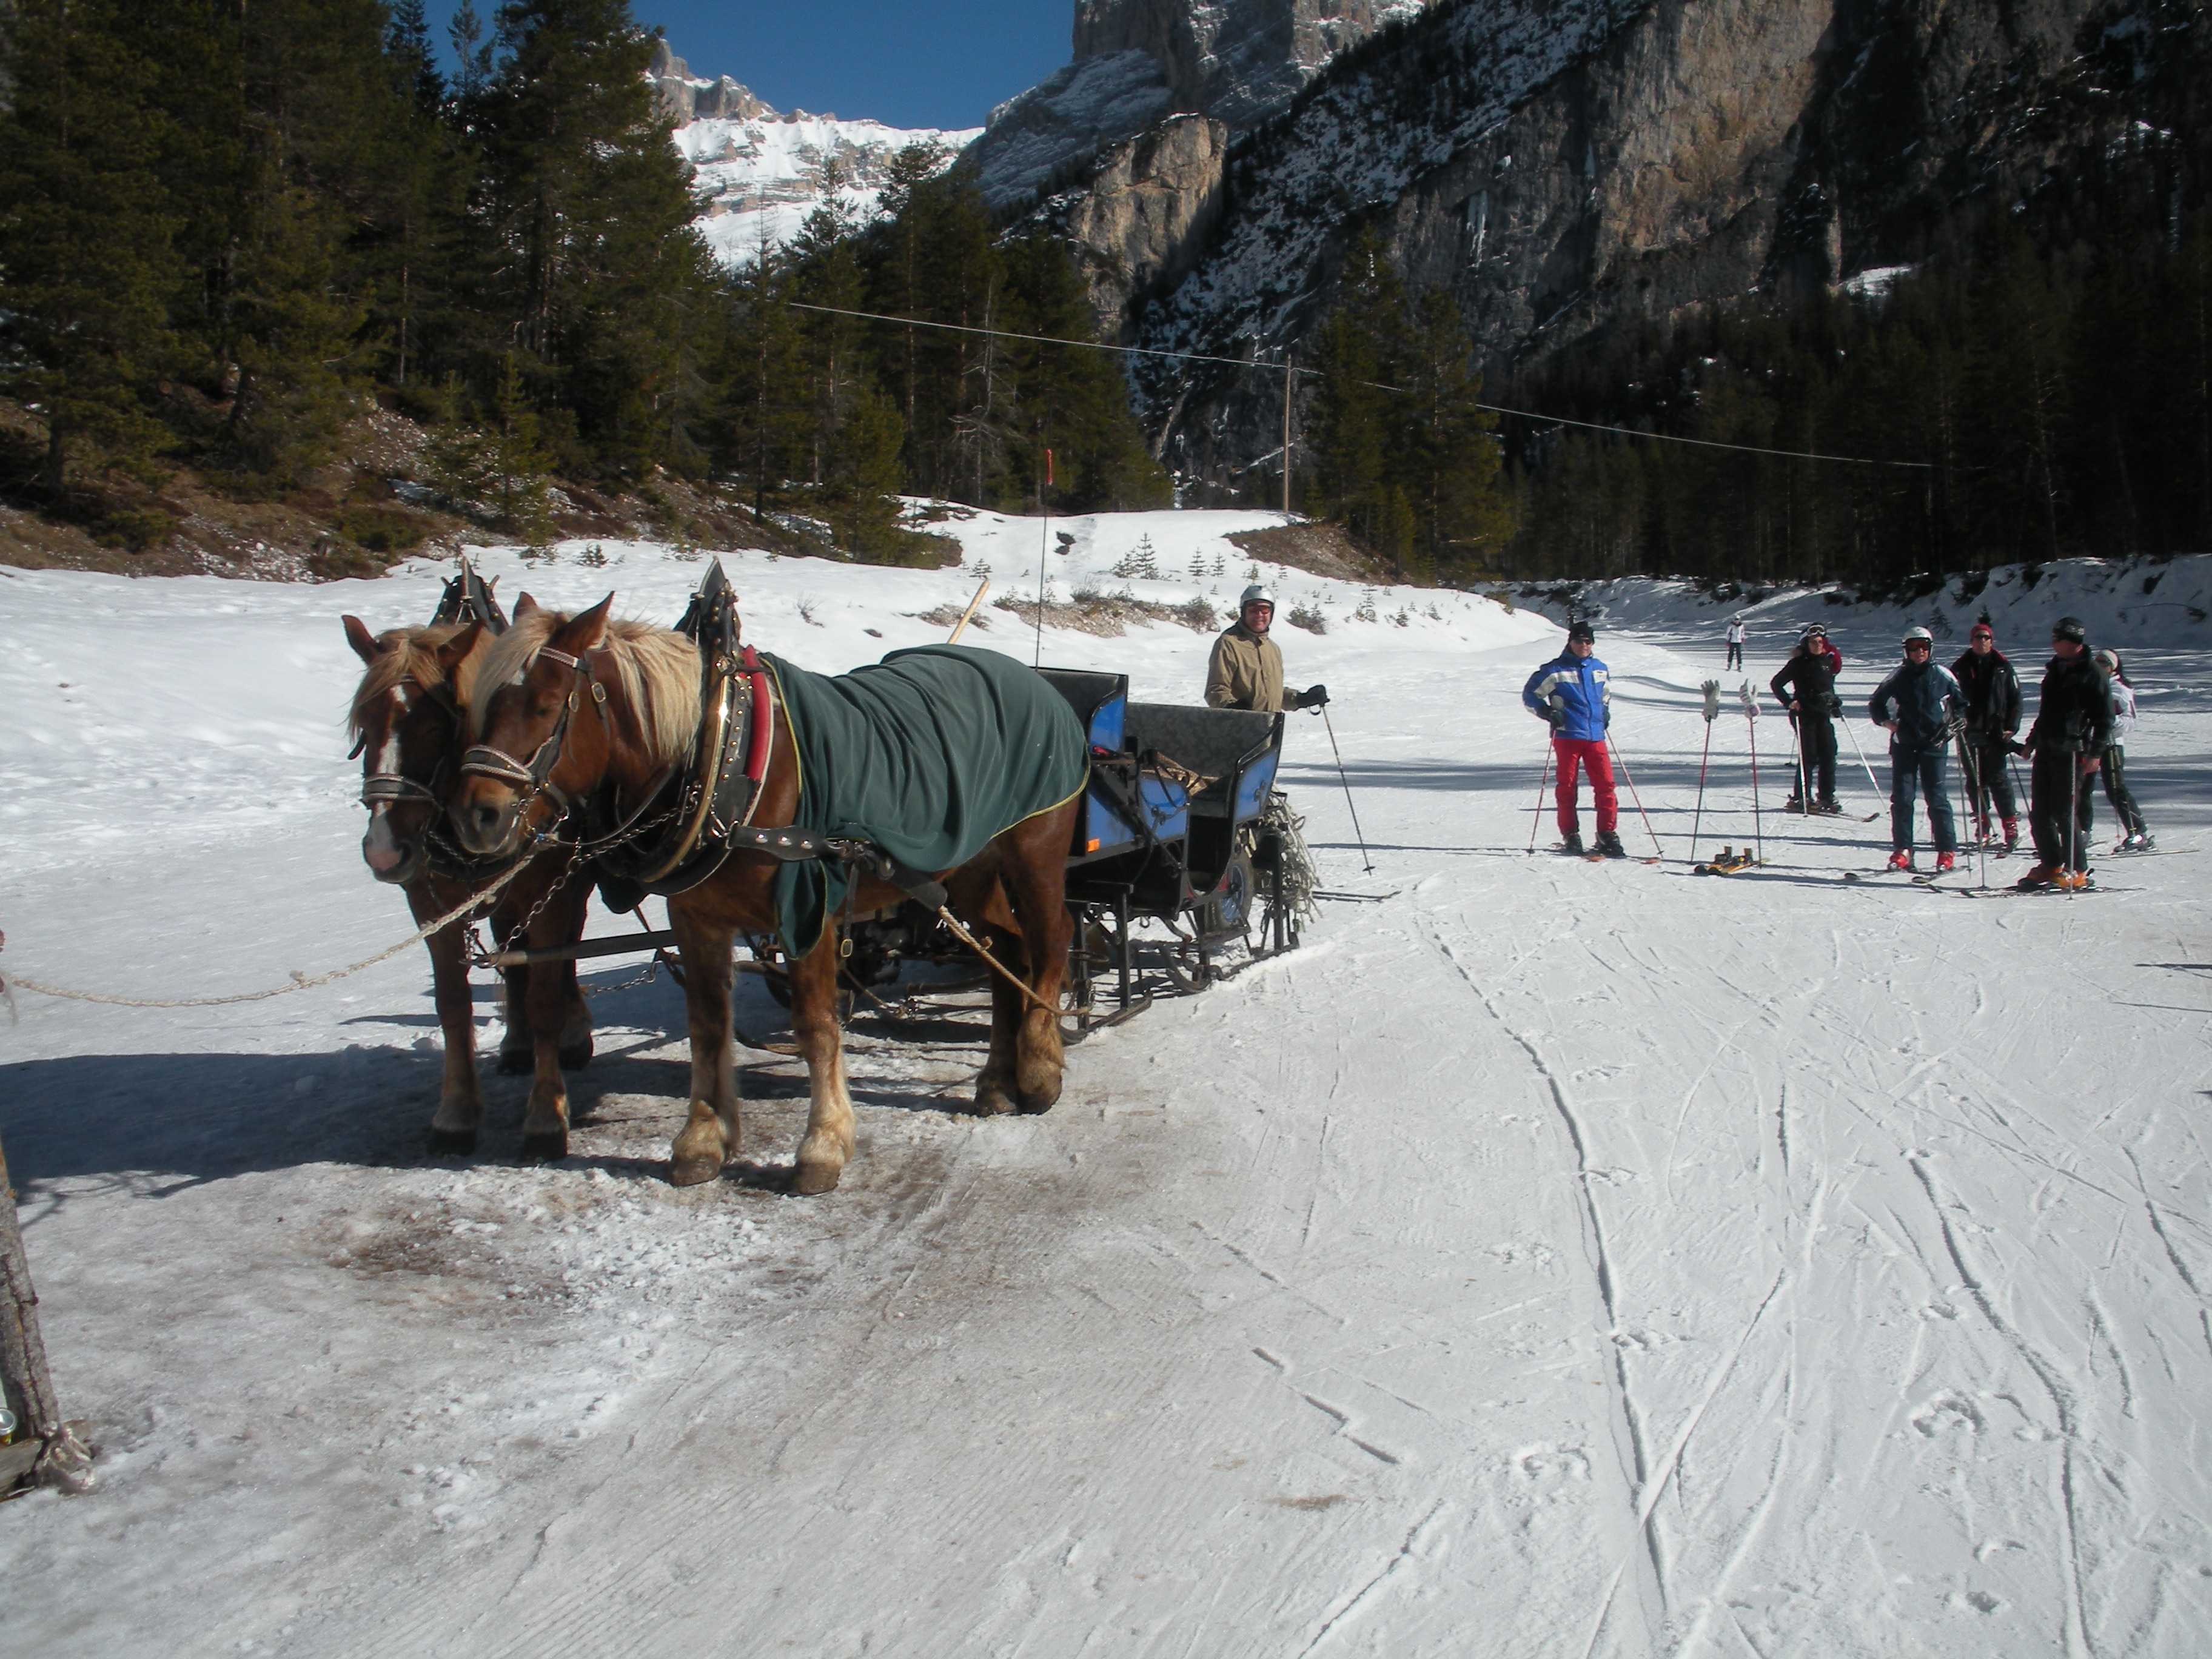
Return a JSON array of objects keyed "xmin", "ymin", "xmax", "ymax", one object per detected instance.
[{"xmin": 369, "ymin": 687, "xmax": 409, "ymax": 813}]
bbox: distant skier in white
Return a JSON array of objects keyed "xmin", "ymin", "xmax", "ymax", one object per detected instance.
[
  {"xmin": 2094, "ymin": 648, "xmax": 2152, "ymax": 851},
  {"xmin": 1724, "ymin": 615, "xmax": 1746, "ymax": 671}
]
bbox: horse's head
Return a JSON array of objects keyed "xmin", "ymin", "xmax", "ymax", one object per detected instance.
[
  {"xmin": 450, "ymin": 594, "xmax": 619, "ymax": 859},
  {"xmin": 344, "ymin": 614, "xmax": 486, "ymax": 883}
]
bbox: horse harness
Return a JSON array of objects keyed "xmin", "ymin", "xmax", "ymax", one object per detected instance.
[{"xmin": 456, "ymin": 566, "xmax": 951, "ymax": 913}]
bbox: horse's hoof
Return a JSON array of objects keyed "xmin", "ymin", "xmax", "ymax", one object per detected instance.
[
  {"xmin": 1016, "ymin": 1086, "xmax": 1059, "ymax": 1116},
  {"xmin": 559, "ymin": 1037, "xmax": 594, "ymax": 1070},
  {"xmin": 789, "ymin": 1159, "xmax": 843, "ymax": 1196},
  {"xmin": 427, "ymin": 1128, "xmax": 477, "ymax": 1156},
  {"xmin": 497, "ymin": 1048, "xmax": 531, "ymax": 1076},
  {"xmin": 668, "ymin": 1153, "xmax": 722, "ymax": 1187},
  {"xmin": 974, "ymin": 1078, "xmax": 1017, "ymax": 1116},
  {"xmin": 520, "ymin": 1130, "xmax": 568, "ymax": 1162}
]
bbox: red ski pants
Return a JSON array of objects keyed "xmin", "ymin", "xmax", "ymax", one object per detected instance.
[{"xmin": 1553, "ymin": 736, "xmax": 1618, "ymax": 836}]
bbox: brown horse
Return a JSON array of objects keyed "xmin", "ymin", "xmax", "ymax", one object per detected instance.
[
  {"xmin": 446, "ymin": 596, "xmax": 1079, "ymax": 1193},
  {"xmin": 343, "ymin": 614, "xmax": 594, "ymax": 1156}
]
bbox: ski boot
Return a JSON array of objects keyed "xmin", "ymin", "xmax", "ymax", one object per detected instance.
[
  {"xmin": 2015, "ymin": 864, "xmax": 2058, "ymax": 890},
  {"xmin": 2057, "ymin": 868, "xmax": 2091, "ymax": 891},
  {"xmin": 1560, "ymin": 831, "xmax": 1585, "ymax": 856},
  {"xmin": 1999, "ymin": 818, "xmax": 2019, "ymax": 856},
  {"xmin": 1886, "ymin": 850, "xmax": 1914, "ymax": 873},
  {"xmin": 1594, "ymin": 830, "xmax": 1627, "ymax": 859},
  {"xmin": 2119, "ymin": 831, "xmax": 2154, "ymax": 853},
  {"xmin": 1782, "ymin": 794, "xmax": 1805, "ymax": 814},
  {"xmin": 1817, "ymin": 798, "xmax": 1843, "ymax": 815},
  {"xmin": 1935, "ymin": 852, "xmax": 1957, "ymax": 874}
]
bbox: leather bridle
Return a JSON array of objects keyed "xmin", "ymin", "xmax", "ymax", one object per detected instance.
[
  {"xmin": 359, "ymin": 680, "xmax": 461, "ymax": 811},
  {"xmin": 458, "ymin": 645, "xmax": 603, "ymax": 828}
]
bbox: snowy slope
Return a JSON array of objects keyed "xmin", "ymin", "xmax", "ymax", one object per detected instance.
[
  {"xmin": 3, "ymin": 522, "xmax": 2210, "ymax": 1657},
  {"xmin": 1507, "ymin": 555, "xmax": 2212, "ymax": 656}
]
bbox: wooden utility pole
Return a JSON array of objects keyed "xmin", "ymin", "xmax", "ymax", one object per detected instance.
[
  {"xmin": 1282, "ymin": 352, "xmax": 1295, "ymax": 520},
  {"xmin": 0, "ymin": 1132, "xmax": 95, "ymax": 1495}
]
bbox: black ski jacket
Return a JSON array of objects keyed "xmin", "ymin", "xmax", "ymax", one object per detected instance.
[
  {"xmin": 1770, "ymin": 651, "xmax": 1841, "ymax": 720},
  {"xmin": 1951, "ymin": 648, "xmax": 2022, "ymax": 736},
  {"xmin": 1868, "ymin": 659, "xmax": 1963, "ymax": 751},
  {"xmin": 2025, "ymin": 652, "xmax": 2114, "ymax": 756}
]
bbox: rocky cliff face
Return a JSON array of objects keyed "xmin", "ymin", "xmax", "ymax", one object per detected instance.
[
  {"xmin": 1122, "ymin": 0, "xmax": 2166, "ymax": 481},
  {"xmin": 966, "ymin": 0, "xmax": 1436, "ymax": 207},
  {"xmin": 647, "ymin": 39, "xmax": 773, "ymax": 125},
  {"xmin": 1072, "ymin": 0, "xmax": 1428, "ymax": 127},
  {"xmin": 1047, "ymin": 115, "xmax": 1232, "ymax": 340}
]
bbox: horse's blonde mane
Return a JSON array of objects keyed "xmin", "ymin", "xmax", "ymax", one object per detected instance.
[
  {"xmin": 472, "ymin": 609, "xmax": 703, "ymax": 765},
  {"xmin": 345, "ymin": 622, "xmax": 484, "ymax": 743}
]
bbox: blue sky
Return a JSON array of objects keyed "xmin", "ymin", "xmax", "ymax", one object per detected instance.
[{"xmin": 421, "ymin": 2, "xmax": 1070, "ymax": 130}]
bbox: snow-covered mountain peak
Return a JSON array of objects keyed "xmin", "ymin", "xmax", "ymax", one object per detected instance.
[{"xmin": 649, "ymin": 40, "xmax": 980, "ymax": 268}]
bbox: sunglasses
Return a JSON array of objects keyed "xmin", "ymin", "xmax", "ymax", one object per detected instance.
[{"xmin": 1905, "ymin": 641, "xmax": 1932, "ymax": 652}]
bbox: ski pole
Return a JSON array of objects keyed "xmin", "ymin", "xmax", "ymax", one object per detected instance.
[
  {"xmin": 1526, "ymin": 731, "xmax": 1555, "ymax": 855},
  {"xmin": 1738, "ymin": 683, "xmax": 1763, "ymax": 865},
  {"xmin": 1961, "ymin": 731, "xmax": 1988, "ymax": 843},
  {"xmin": 1841, "ymin": 712, "xmax": 1886, "ymax": 802},
  {"xmin": 1956, "ymin": 730, "xmax": 1987, "ymax": 888},
  {"xmin": 1606, "ymin": 735, "xmax": 1664, "ymax": 860},
  {"xmin": 2068, "ymin": 749, "xmax": 2082, "ymax": 885},
  {"xmin": 1319, "ymin": 704, "xmax": 1373, "ymax": 873},
  {"xmin": 1690, "ymin": 680, "xmax": 1720, "ymax": 862},
  {"xmin": 1791, "ymin": 711, "xmax": 1809, "ymax": 813}
]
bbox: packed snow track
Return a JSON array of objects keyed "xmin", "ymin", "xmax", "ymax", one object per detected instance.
[{"xmin": 2, "ymin": 529, "xmax": 2208, "ymax": 1657}]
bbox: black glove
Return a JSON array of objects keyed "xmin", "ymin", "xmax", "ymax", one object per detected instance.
[
  {"xmin": 1302, "ymin": 683, "xmax": 1329, "ymax": 708},
  {"xmin": 1544, "ymin": 705, "xmax": 1566, "ymax": 730},
  {"xmin": 1824, "ymin": 694, "xmax": 1842, "ymax": 716},
  {"xmin": 1603, "ymin": 705, "xmax": 1612, "ymax": 729}
]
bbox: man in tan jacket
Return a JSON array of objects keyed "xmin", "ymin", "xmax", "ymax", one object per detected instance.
[{"xmin": 1205, "ymin": 584, "xmax": 1327, "ymax": 714}]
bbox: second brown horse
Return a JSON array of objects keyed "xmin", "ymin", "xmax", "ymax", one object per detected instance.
[{"xmin": 447, "ymin": 597, "xmax": 1082, "ymax": 1193}]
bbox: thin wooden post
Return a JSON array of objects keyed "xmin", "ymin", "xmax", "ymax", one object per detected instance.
[
  {"xmin": 946, "ymin": 577, "xmax": 990, "ymax": 644},
  {"xmin": 0, "ymin": 1132, "xmax": 95, "ymax": 1495},
  {"xmin": 1281, "ymin": 352, "xmax": 1294, "ymax": 520}
]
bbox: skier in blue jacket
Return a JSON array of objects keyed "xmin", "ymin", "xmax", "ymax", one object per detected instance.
[
  {"xmin": 1867, "ymin": 625, "xmax": 1965, "ymax": 872},
  {"xmin": 1523, "ymin": 620, "xmax": 1622, "ymax": 857}
]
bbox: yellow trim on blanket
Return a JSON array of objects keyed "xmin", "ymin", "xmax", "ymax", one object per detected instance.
[
  {"xmin": 761, "ymin": 657, "xmax": 803, "ymax": 808},
  {"xmin": 1008, "ymin": 771, "xmax": 1090, "ymax": 832}
]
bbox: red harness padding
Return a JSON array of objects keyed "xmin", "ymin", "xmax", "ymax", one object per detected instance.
[{"xmin": 743, "ymin": 645, "xmax": 773, "ymax": 785}]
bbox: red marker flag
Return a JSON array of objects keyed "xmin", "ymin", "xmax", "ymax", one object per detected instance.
[{"xmin": 1044, "ymin": 447, "xmax": 1054, "ymax": 487}]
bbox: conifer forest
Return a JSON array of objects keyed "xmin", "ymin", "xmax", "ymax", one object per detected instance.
[{"xmin": 0, "ymin": 0, "xmax": 2207, "ymax": 586}]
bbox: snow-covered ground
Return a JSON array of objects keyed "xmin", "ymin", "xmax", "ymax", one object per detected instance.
[{"xmin": 4, "ymin": 517, "xmax": 2209, "ymax": 1657}]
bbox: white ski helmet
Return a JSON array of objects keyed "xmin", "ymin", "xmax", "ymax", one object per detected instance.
[
  {"xmin": 1903, "ymin": 625, "xmax": 1934, "ymax": 646},
  {"xmin": 1239, "ymin": 583, "xmax": 1275, "ymax": 610}
]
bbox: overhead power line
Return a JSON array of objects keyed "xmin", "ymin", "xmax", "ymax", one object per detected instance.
[{"xmin": 787, "ymin": 300, "xmax": 1934, "ymax": 472}]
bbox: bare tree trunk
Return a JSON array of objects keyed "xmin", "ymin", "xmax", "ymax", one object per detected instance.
[{"xmin": 0, "ymin": 1133, "xmax": 95, "ymax": 1495}]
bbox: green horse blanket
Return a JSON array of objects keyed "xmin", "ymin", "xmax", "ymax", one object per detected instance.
[{"xmin": 760, "ymin": 644, "xmax": 1088, "ymax": 954}]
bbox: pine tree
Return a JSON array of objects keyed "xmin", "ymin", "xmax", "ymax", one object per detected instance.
[
  {"xmin": 472, "ymin": 1, "xmax": 718, "ymax": 481},
  {"xmin": 386, "ymin": 0, "xmax": 445, "ymax": 116},
  {"xmin": 1392, "ymin": 286, "xmax": 1512, "ymax": 577},
  {"xmin": 713, "ymin": 247, "xmax": 809, "ymax": 521},
  {"xmin": 997, "ymin": 232, "xmax": 1167, "ymax": 512},
  {"xmin": 0, "ymin": 0, "xmax": 181, "ymax": 498},
  {"xmin": 1306, "ymin": 227, "xmax": 1404, "ymax": 554}
]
